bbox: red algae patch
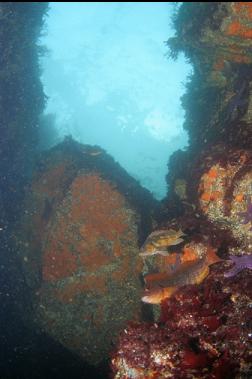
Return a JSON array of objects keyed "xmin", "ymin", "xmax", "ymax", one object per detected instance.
[
  {"xmin": 42, "ymin": 173, "xmax": 134, "ymax": 280},
  {"xmin": 112, "ymin": 265, "xmax": 252, "ymax": 379},
  {"xmin": 226, "ymin": 20, "xmax": 252, "ymax": 39}
]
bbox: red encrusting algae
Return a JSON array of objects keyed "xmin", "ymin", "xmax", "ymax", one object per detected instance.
[
  {"xmin": 42, "ymin": 173, "xmax": 132, "ymax": 282},
  {"xmin": 226, "ymin": 20, "xmax": 252, "ymax": 39},
  {"xmin": 111, "ymin": 264, "xmax": 252, "ymax": 378}
]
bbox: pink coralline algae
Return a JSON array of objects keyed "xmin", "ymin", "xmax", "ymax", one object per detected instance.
[
  {"xmin": 111, "ymin": 263, "xmax": 252, "ymax": 378},
  {"xmin": 224, "ymin": 254, "xmax": 252, "ymax": 277}
]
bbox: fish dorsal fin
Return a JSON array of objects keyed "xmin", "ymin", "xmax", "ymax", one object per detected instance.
[
  {"xmin": 170, "ymin": 237, "xmax": 184, "ymax": 246},
  {"xmin": 206, "ymin": 247, "xmax": 223, "ymax": 266},
  {"xmin": 144, "ymin": 271, "xmax": 169, "ymax": 286}
]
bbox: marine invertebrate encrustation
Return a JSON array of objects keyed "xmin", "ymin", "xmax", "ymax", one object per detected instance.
[{"xmin": 224, "ymin": 254, "xmax": 252, "ymax": 277}]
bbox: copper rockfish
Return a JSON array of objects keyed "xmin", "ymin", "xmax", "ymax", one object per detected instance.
[
  {"xmin": 139, "ymin": 228, "xmax": 185, "ymax": 257},
  {"xmin": 142, "ymin": 248, "xmax": 223, "ymax": 305}
]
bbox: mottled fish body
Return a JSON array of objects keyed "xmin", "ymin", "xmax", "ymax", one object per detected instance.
[
  {"xmin": 142, "ymin": 258, "xmax": 209, "ymax": 304},
  {"xmin": 139, "ymin": 229, "xmax": 185, "ymax": 257},
  {"xmin": 141, "ymin": 243, "xmax": 223, "ymax": 304},
  {"xmin": 144, "ymin": 258, "xmax": 209, "ymax": 289}
]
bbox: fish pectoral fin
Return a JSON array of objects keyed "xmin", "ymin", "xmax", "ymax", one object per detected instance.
[
  {"xmin": 156, "ymin": 250, "xmax": 170, "ymax": 256},
  {"xmin": 170, "ymin": 237, "xmax": 184, "ymax": 246},
  {"xmin": 178, "ymin": 229, "xmax": 186, "ymax": 236},
  {"xmin": 164, "ymin": 286, "xmax": 177, "ymax": 296},
  {"xmin": 139, "ymin": 251, "xmax": 149, "ymax": 256},
  {"xmin": 139, "ymin": 249, "xmax": 168, "ymax": 257}
]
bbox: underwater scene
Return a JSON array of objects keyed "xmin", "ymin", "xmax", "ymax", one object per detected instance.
[{"xmin": 0, "ymin": 2, "xmax": 252, "ymax": 378}]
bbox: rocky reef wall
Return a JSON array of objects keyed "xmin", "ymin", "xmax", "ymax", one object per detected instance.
[
  {"xmin": 111, "ymin": 3, "xmax": 252, "ymax": 378},
  {"xmin": 166, "ymin": 2, "xmax": 252, "ymax": 202},
  {"xmin": 0, "ymin": 1, "xmax": 48, "ymax": 333},
  {"xmin": 157, "ymin": 2, "xmax": 252, "ymax": 223}
]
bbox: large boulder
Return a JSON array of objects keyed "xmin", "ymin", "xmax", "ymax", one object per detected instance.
[{"xmin": 16, "ymin": 138, "xmax": 159, "ymax": 365}]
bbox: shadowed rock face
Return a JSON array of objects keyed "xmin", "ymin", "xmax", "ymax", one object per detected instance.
[
  {"xmin": 16, "ymin": 139, "xmax": 159, "ymax": 365},
  {"xmin": 165, "ymin": 2, "xmax": 252, "ymax": 152}
]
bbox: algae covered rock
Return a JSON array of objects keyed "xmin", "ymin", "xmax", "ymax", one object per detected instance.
[
  {"xmin": 196, "ymin": 145, "xmax": 252, "ymax": 249},
  {"xmin": 111, "ymin": 263, "xmax": 252, "ymax": 379},
  {"xmin": 16, "ymin": 138, "xmax": 159, "ymax": 365}
]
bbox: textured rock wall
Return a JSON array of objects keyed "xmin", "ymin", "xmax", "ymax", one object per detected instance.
[
  {"xmin": 0, "ymin": 4, "xmax": 50, "ymax": 375},
  {"xmin": 165, "ymin": 2, "xmax": 252, "ymax": 217},
  {"xmin": 0, "ymin": 2, "xmax": 48, "ymax": 224}
]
